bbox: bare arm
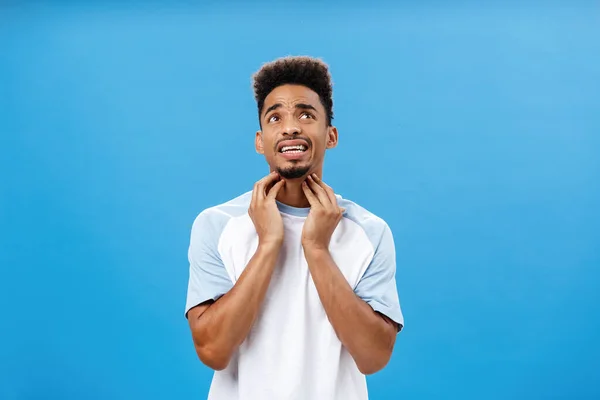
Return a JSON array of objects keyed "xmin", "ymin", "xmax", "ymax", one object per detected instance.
[
  {"xmin": 186, "ymin": 172, "xmax": 286, "ymax": 370},
  {"xmin": 301, "ymin": 174, "xmax": 399, "ymax": 375},
  {"xmin": 187, "ymin": 243, "xmax": 281, "ymax": 370},
  {"xmin": 304, "ymin": 248, "xmax": 398, "ymax": 375}
]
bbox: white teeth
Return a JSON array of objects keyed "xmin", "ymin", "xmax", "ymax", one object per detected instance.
[{"xmin": 281, "ymin": 145, "xmax": 307, "ymax": 153}]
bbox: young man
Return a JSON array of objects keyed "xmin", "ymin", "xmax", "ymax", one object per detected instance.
[{"xmin": 185, "ymin": 56, "xmax": 404, "ymax": 400}]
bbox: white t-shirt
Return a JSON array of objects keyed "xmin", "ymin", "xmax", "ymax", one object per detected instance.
[{"xmin": 185, "ymin": 191, "xmax": 404, "ymax": 400}]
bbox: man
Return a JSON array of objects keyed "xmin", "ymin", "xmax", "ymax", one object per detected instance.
[{"xmin": 185, "ymin": 56, "xmax": 404, "ymax": 400}]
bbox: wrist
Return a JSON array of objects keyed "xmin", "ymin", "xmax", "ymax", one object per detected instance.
[
  {"xmin": 257, "ymin": 239, "xmax": 283, "ymax": 253},
  {"xmin": 302, "ymin": 243, "xmax": 330, "ymax": 258}
]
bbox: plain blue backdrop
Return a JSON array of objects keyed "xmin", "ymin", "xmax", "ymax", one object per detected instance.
[{"xmin": 1, "ymin": 1, "xmax": 599, "ymax": 399}]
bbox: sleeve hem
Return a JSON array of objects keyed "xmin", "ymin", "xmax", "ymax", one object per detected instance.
[
  {"xmin": 367, "ymin": 300, "xmax": 404, "ymax": 333},
  {"xmin": 184, "ymin": 292, "xmax": 226, "ymax": 318}
]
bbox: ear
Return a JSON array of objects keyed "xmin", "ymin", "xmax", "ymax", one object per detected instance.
[
  {"xmin": 255, "ymin": 131, "xmax": 264, "ymax": 154},
  {"xmin": 326, "ymin": 126, "xmax": 338, "ymax": 149}
]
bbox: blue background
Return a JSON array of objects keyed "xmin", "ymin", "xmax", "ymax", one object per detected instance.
[{"xmin": 1, "ymin": 1, "xmax": 599, "ymax": 399}]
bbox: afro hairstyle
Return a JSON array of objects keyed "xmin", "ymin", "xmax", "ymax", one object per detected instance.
[{"xmin": 252, "ymin": 56, "xmax": 334, "ymax": 126}]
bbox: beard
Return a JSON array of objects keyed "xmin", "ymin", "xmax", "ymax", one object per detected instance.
[{"xmin": 276, "ymin": 163, "xmax": 310, "ymax": 180}]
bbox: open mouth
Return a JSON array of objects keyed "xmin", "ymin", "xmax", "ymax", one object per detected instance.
[
  {"xmin": 277, "ymin": 139, "xmax": 310, "ymax": 160},
  {"xmin": 279, "ymin": 144, "xmax": 308, "ymax": 154}
]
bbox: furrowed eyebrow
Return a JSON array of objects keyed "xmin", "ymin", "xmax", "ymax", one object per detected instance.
[
  {"xmin": 263, "ymin": 103, "xmax": 318, "ymax": 118},
  {"xmin": 295, "ymin": 103, "xmax": 317, "ymax": 113},
  {"xmin": 263, "ymin": 103, "xmax": 282, "ymax": 118}
]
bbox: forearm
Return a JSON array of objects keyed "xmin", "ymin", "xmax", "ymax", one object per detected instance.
[
  {"xmin": 304, "ymin": 248, "xmax": 396, "ymax": 374},
  {"xmin": 190, "ymin": 243, "xmax": 280, "ymax": 369}
]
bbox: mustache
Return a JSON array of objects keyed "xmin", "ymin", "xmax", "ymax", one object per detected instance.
[{"xmin": 274, "ymin": 136, "xmax": 312, "ymax": 150}]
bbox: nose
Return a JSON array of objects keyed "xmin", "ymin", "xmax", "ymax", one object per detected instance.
[{"xmin": 282, "ymin": 118, "xmax": 302, "ymax": 136}]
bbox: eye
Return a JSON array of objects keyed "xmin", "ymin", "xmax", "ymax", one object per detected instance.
[
  {"xmin": 268, "ymin": 114, "xmax": 280, "ymax": 123},
  {"xmin": 299, "ymin": 112, "xmax": 314, "ymax": 120}
]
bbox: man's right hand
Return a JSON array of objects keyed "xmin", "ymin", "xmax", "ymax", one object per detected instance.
[
  {"xmin": 189, "ymin": 172, "xmax": 287, "ymax": 371},
  {"xmin": 248, "ymin": 171, "xmax": 285, "ymax": 247}
]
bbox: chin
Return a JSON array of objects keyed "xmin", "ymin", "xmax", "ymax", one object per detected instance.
[{"xmin": 276, "ymin": 163, "xmax": 311, "ymax": 180}]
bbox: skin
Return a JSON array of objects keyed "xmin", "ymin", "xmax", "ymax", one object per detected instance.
[
  {"xmin": 187, "ymin": 84, "xmax": 398, "ymax": 374},
  {"xmin": 255, "ymin": 84, "xmax": 337, "ymax": 207}
]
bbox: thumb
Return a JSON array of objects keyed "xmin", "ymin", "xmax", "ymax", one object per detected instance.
[{"xmin": 267, "ymin": 179, "xmax": 285, "ymax": 199}]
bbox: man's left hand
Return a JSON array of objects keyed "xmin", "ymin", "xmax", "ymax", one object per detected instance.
[{"xmin": 301, "ymin": 173, "xmax": 345, "ymax": 252}]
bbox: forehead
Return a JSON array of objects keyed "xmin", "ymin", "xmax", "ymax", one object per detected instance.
[{"xmin": 263, "ymin": 84, "xmax": 323, "ymax": 111}]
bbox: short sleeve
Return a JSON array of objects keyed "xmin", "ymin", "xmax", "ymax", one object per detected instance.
[
  {"xmin": 184, "ymin": 210, "xmax": 234, "ymax": 318},
  {"xmin": 354, "ymin": 223, "xmax": 404, "ymax": 331}
]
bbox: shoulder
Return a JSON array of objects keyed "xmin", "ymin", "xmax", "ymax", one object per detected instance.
[
  {"xmin": 337, "ymin": 195, "xmax": 391, "ymax": 249},
  {"xmin": 191, "ymin": 191, "xmax": 252, "ymax": 236}
]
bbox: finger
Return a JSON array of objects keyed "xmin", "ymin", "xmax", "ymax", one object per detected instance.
[
  {"xmin": 251, "ymin": 181, "xmax": 259, "ymax": 206},
  {"xmin": 302, "ymin": 180, "xmax": 320, "ymax": 207},
  {"xmin": 266, "ymin": 179, "xmax": 285, "ymax": 200},
  {"xmin": 311, "ymin": 174, "xmax": 337, "ymax": 206},
  {"xmin": 307, "ymin": 175, "xmax": 330, "ymax": 207},
  {"xmin": 256, "ymin": 171, "xmax": 279, "ymax": 199}
]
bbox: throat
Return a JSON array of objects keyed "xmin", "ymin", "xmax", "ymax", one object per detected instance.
[{"xmin": 276, "ymin": 182, "xmax": 310, "ymax": 208}]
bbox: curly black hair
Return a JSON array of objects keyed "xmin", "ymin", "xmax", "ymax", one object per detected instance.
[{"xmin": 252, "ymin": 56, "xmax": 334, "ymax": 126}]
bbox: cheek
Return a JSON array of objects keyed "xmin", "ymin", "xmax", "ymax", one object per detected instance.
[
  {"xmin": 263, "ymin": 143, "xmax": 279, "ymax": 163},
  {"xmin": 260, "ymin": 135, "xmax": 275, "ymax": 155},
  {"xmin": 311, "ymin": 138, "xmax": 327, "ymax": 156}
]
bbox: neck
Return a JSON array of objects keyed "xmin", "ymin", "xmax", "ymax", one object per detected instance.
[{"xmin": 276, "ymin": 179, "xmax": 310, "ymax": 208}]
